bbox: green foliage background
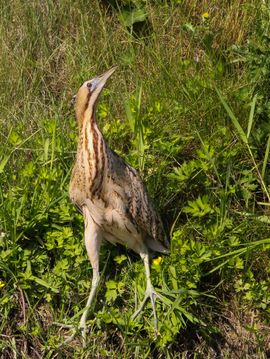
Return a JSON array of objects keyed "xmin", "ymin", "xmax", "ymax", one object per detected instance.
[{"xmin": 1, "ymin": 0, "xmax": 270, "ymax": 357}]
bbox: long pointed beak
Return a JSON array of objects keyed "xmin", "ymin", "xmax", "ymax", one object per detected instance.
[
  {"xmin": 92, "ymin": 66, "xmax": 118, "ymax": 92},
  {"xmin": 72, "ymin": 66, "xmax": 118, "ymax": 106}
]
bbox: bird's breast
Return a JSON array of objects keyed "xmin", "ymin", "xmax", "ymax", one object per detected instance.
[{"xmin": 69, "ymin": 126, "xmax": 107, "ymax": 206}]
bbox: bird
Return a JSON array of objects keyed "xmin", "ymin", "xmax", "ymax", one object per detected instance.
[{"xmin": 68, "ymin": 66, "xmax": 169, "ymax": 344}]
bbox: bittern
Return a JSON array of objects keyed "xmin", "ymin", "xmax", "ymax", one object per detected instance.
[{"xmin": 68, "ymin": 66, "xmax": 169, "ymax": 343}]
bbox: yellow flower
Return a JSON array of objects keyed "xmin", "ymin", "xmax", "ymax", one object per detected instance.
[
  {"xmin": 153, "ymin": 257, "xmax": 162, "ymax": 266},
  {"xmin": 0, "ymin": 280, "xmax": 5, "ymax": 288},
  {"xmin": 202, "ymin": 12, "xmax": 209, "ymax": 19}
]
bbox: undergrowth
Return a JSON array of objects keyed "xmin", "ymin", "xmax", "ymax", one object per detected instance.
[{"xmin": 0, "ymin": 0, "xmax": 270, "ymax": 358}]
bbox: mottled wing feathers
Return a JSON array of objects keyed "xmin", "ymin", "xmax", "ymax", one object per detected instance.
[{"xmin": 108, "ymin": 149, "xmax": 169, "ymax": 253}]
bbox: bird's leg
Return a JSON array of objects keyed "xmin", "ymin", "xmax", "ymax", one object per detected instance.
[
  {"xmin": 65, "ymin": 207, "xmax": 102, "ymax": 347},
  {"xmin": 78, "ymin": 267, "xmax": 99, "ymax": 343},
  {"xmin": 132, "ymin": 252, "xmax": 160, "ymax": 332}
]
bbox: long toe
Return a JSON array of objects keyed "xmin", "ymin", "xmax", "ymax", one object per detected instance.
[
  {"xmin": 60, "ymin": 322, "xmax": 87, "ymax": 346},
  {"xmin": 132, "ymin": 294, "xmax": 149, "ymax": 321},
  {"xmin": 149, "ymin": 289, "xmax": 158, "ymax": 332},
  {"xmin": 52, "ymin": 322, "xmax": 78, "ymax": 345},
  {"xmin": 63, "ymin": 327, "xmax": 77, "ymax": 344},
  {"xmin": 132, "ymin": 286, "xmax": 160, "ymax": 331}
]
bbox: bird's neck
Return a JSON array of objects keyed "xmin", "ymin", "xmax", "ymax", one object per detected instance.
[
  {"xmin": 79, "ymin": 111, "xmax": 101, "ymax": 152},
  {"xmin": 77, "ymin": 112, "xmax": 107, "ymax": 197}
]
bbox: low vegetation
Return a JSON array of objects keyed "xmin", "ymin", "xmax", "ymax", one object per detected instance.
[{"xmin": 0, "ymin": 0, "xmax": 270, "ymax": 357}]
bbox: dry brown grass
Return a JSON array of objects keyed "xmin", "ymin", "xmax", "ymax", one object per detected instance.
[{"xmin": 176, "ymin": 300, "xmax": 270, "ymax": 359}]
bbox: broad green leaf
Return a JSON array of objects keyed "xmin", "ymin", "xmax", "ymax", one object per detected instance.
[
  {"xmin": 120, "ymin": 8, "xmax": 147, "ymax": 27},
  {"xmin": 31, "ymin": 275, "xmax": 59, "ymax": 293},
  {"xmin": 169, "ymin": 265, "xmax": 178, "ymax": 290},
  {"xmin": 44, "ymin": 138, "xmax": 50, "ymax": 162}
]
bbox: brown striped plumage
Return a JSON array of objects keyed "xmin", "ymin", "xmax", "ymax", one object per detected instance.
[{"xmin": 68, "ymin": 66, "xmax": 169, "ymax": 345}]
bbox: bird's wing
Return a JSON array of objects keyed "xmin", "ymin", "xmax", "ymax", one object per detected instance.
[{"xmin": 108, "ymin": 150, "xmax": 169, "ymax": 253}]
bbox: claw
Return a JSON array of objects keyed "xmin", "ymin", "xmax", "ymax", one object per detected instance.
[
  {"xmin": 63, "ymin": 327, "xmax": 77, "ymax": 344},
  {"xmin": 52, "ymin": 321, "xmax": 87, "ymax": 346},
  {"xmin": 63, "ymin": 322, "xmax": 87, "ymax": 346},
  {"xmin": 132, "ymin": 285, "xmax": 163, "ymax": 332},
  {"xmin": 131, "ymin": 253, "xmax": 168, "ymax": 333}
]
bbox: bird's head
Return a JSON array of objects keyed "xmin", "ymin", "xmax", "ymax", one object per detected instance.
[{"xmin": 74, "ymin": 66, "xmax": 117, "ymax": 125}]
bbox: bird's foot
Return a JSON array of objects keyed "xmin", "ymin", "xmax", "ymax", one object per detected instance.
[
  {"xmin": 132, "ymin": 285, "xmax": 164, "ymax": 332},
  {"xmin": 52, "ymin": 320, "xmax": 87, "ymax": 347},
  {"xmin": 63, "ymin": 327, "xmax": 77, "ymax": 344}
]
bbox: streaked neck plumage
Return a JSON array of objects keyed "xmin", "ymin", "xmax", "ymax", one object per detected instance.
[{"xmin": 76, "ymin": 97, "xmax": 106, "ymax": 198}]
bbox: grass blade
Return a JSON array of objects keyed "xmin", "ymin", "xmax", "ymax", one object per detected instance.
[
  {"xmin": 262, "ymin": 133, "xmax": 270, "ymax": 179},
  {"xmin": 247, "ymin": 94, "xmax": 257, "ymax": 139},
  {"xmin": 216, "ymin": 88, "xmax": 248, "ymax": 144},
  {"xmin": 0, "ymin": 155, "xmax": 10, "ymax": 174}
]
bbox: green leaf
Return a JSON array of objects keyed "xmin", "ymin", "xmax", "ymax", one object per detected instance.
[
  {"xmin": 0, "ymin": 155, "xmax": 10, "ymax": 174},
  {"xmin": 114, "ymin": 255, "xmax": 127, "ymax": 264},
  {"xmin": 31, "ymin": 275, "xmax": 59, "ymax": 293},
  {"xmin": 119, "ymin": 8, "xmax": 147, "ymax": 27},
  {"xmin": 183, "ymin": 195, "xmax": 214, "ymax": 217},
  {"xmin": 44, "ymin": 138, "xmax": 50, "ymax": 162},
  {"xmin": 183, "ymin": 23, "xmax": 195, "ymax": 32},
  {"xmin": 125, "ymin": 99, "xmax": 135, "ymax": 132},
  {"xmin": 9, "ymin": 130, "xmax": 22, "ymax": 145},
  {"xmin": 169, "ymin": 265, "xmax": 178, "ymax": 290}
]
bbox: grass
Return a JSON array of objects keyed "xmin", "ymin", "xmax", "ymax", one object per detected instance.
[{"xmin": 1, "ymin": 0, "xmax": 270, "ymax": 357}]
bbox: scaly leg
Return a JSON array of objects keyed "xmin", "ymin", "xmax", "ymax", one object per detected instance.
[
  {"xmin": 132, "ymin": 252, "xmax": 161, "ymax": 332},
  {"xmin": 65, "ymin": 206, "xmax": 102, "ymax": 346}
]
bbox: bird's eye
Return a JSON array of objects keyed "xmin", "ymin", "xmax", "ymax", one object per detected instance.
[{"xmin": 87, "ymin": 82, "xmax": 92, "ymax": 89}]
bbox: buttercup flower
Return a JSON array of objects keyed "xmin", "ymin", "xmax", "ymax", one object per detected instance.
[{"xmin": 153, "ymin": 257, "xmax": 162, "ymax": 266}]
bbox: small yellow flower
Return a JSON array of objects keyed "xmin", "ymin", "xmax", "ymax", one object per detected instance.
[
  {"xmin": 153, "ymin": 257, "xmax": 162, "ymax": 266},
  {"xmin": 202, "ymin": 12, "xmax": 209, "ymax": 19},
  {"xmin": 0, "ymin": 280, "xmax": 5, "ymax": 288}
]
